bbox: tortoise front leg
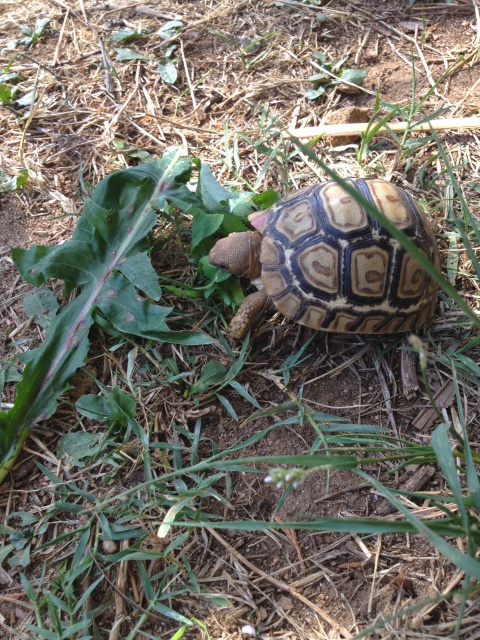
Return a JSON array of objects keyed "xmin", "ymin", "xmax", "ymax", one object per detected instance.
[{"xmin": 228, "ymin": 289, "xmax": 271, "ymax": 340}]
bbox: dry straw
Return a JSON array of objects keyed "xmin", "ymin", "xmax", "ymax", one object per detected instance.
[{"xmin": 288, "ymin": 116, "xmax": 480, "ymax": 139}]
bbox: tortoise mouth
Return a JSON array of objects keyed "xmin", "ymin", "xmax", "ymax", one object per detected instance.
[
  {"xmin": 210, "ymin": 259, "xmax": 229, "ymax": 272},
  {"xmin": 207, "ymin": 244, "xmax": 231, "ymax": 273}
]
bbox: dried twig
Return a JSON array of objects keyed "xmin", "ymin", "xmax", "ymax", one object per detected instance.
[
  {"xmin": 288, "ymin": 116, "xmax": 480, "ymax": 139},
  {"xmin": 372, "ymin": 348, "xmax": 396, "ymax": 432},
  {"xmin": 412, "ymin": 380, "xmax": 456, "ymax": 432},
  {"xmin": 180, "ymin": 40, "xmax": 197, "ymax": 114},
  {"xmin": 44, "ymin": 0, "xmax": 88, "ymax": 25},
  {"xmin": 52, "ymin": 8, "xmax": 70, "ymax": 65},
  {"xmin": 18, "ymin": 67, "xmax": 44, "ymax": 169},
  {"xmin": 273, "ymin": 515, "xmax": 307, "ymax": 572},
  {"xmin": 99, "ymin": 37, "xmax": 115, "ymax": 97}
]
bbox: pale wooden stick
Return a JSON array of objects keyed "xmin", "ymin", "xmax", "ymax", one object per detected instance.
[{"xmin": 288, "ymin": 117, "xmax": 480, "ymax": 139}]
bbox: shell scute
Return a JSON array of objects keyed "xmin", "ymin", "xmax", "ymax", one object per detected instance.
[
  {"xmin": 367, "ymin": 180, "xmax": 415, "ymax": 230},
  {"xmin": 379, "ymin": 315, "xmax": 413, "ymax": 334},
  {"xmin": 352, "ymin": 313, "xmax": 393, "ymax": 334},
  {"xmin": 326, "ymin": 310, "xmax": 362, "ymax": 333},
  {"xmin": 396, "ymin": 252, "xmax": 427, "ymax": 299},
  {"xmin": 274, "ymin": 198, "xmax": 318, "ymax": 243},
  {"xmin": 296, "ymin": 304, "xmax": 328, "ymax": 329},
  {"xmin": 349, "ymin": 245, "xmax": 390, "ymax": 298},
  {"xmin": 261, "ymin": 268, "xmax": 290, "ymax": 297},
  {"xmin": 260, "ymin": 235, "xmax": 282, "ymax": 266},
  {"xmin": 295, "ymin": 240, "xmax": 340, "ymax": 295},
  {"xmin": 321, "ymin": 181, "xmax": 369, "ymax": 234},
  {"xmin": 271, "ymin": 290, "xmax": 303, "ymax": 319}
]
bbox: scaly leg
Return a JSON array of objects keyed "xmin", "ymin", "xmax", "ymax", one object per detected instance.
[{"xmin": 228, "ymin": 289, "xmax": 270, "ymax": 340}]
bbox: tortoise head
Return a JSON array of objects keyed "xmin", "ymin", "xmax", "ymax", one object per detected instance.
[{"xmin": 208, "ymin": 230, "xmax": 263, "ymax": 280}]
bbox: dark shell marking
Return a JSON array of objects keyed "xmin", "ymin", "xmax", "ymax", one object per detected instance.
[{"xmin": 253, "ymin": 179, "xmax": 439, "ymax": 334}]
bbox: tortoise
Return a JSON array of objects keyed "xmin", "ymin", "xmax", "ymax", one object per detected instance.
[{"xmin": 208, "ymin": 178, "xmax": 440, "ymax": 340}]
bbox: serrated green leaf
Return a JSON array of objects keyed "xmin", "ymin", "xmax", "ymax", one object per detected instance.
[
  {"xmin": 306, "ymin": 86, "xmax": 325, "ymax": 100},
  {"xmin": 191, "ymin": 210, "xmax": 223, "ymax": 250},
  {"xmin": 194, "ymin": 161, "xmax": 235, "ymax": 213},
  {"xmin": 0, "ymin": 168, "xmax": 28, "ymax": 193},
  {"xmin": 110, "ymin": 29, "xmax": 143, "ymax": 43},
  {"xmin": 116, "ymin": 251, "xmax": 162, "ymax": 300},
  {"xmin": 23, "ymin": 287, "xmax": 59, "ymax": 328},
  {"xmin": 229, "ymin": 191, "xmax": 256, "ymax": 217},
  {"xmin": 116, "ymin": 47, "xmax": 149, "ymax": 61},
  {"xmin": 338, "ymin": 67, "xmax": 366, "ymax": 86},
  {"xmin": 1, "ymin": 291, "xmax": 95, "ymax": 470},
  {"xmin": 0, "ymin": 152, "xmax": 215, "ymax": 483},
  {"xmin": 253, "ymin": 187, "xmax": 280, "ymax": 210},
  {"xmin": 156, "ymin": 20, "xmax": 183, "ymax": 40},
  {"xmin": 189, "ymin": 360, "xmax": 227, "ymax": 395},
  {"xmin": 219, "ymin": 211, "xmax": 249, "ymax": 235},
  {"xmin": 198, "ymin": 256, "xmax": 231, "ymax": 283},
  {"xmin": 15, "ymin": 90, "xmax": 35, "ymax": 107},
  {"xmin": 57, "ymin": 432, "xmax": 101, "ymax": 464},
  {"xmin": 157, "ymin": 62, "xmax": 178, "ymax": 84},
  {"xmin": 96, "ymin": 274, "xmax": 171, "ymax": 336},
  {"xmin": 13, "ymin": 241, "xmax": 96, "ymax": 287},
  {"xmin": 75, "ymin": 394, "xmax": 109, "ymax": 421},
  {"xmin": 144, "ymin": 330, "xmax": 214, "ymax": 345},
  {"xmin": 198, "ymin": 256, "xmax": 244, "ymax": 306}
]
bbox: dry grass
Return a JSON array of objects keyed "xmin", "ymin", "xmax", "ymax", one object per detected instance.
[{"xmin": 1, "ymin": 1, "xmax": 480, "ymax": 639}]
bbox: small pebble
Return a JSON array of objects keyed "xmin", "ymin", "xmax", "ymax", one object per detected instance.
[
  {"xmin": 241, "ymin": 625, "xmax": 256, "ymax": 636},
  {"xmin": 102, "ymin": 540, "xmax": 117, "ymax": 554}
]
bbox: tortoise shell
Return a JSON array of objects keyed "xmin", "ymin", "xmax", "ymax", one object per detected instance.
[{"xmin": 248, "ymin": 179, "xmax": 440, "ymax": 334}]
